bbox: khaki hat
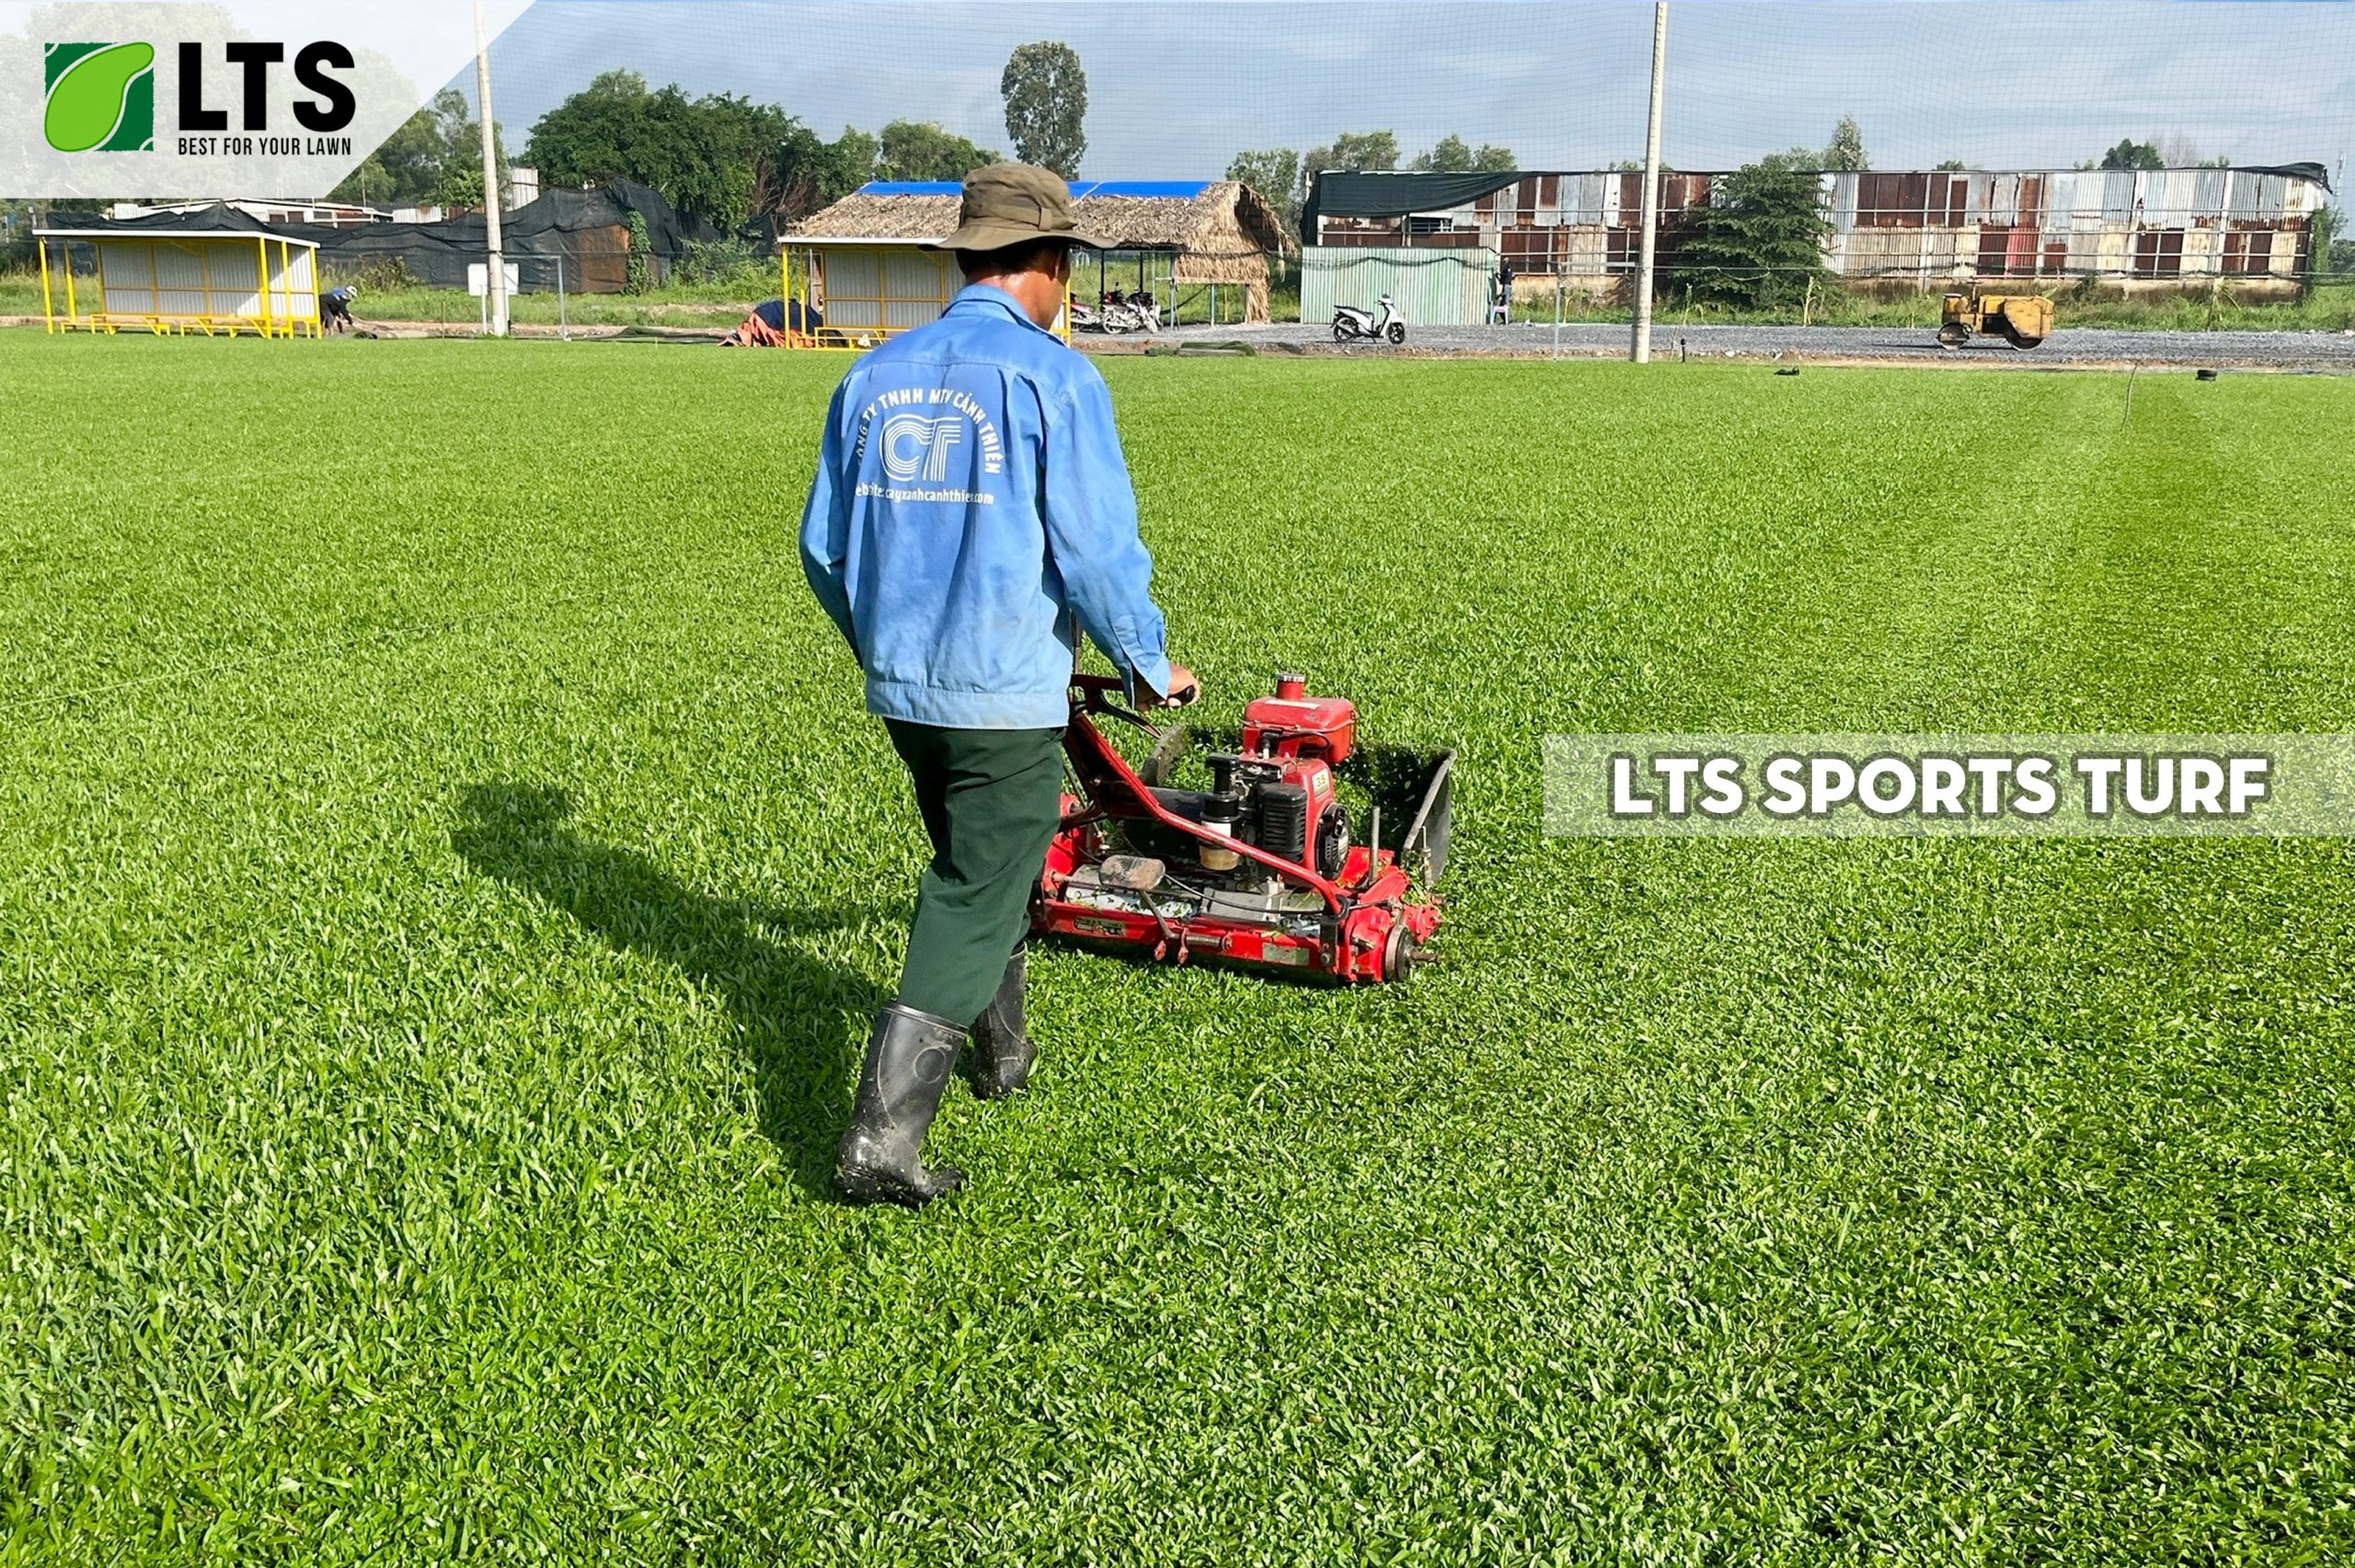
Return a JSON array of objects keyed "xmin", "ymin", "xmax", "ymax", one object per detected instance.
[{"xmin": 932, "ymin": 162, "xmax": 1112, "ymax": 253}]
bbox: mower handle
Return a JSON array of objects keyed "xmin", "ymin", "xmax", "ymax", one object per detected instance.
[{"xmin": 1070, "ymin": 670, "xmax": 1197, "ymax": 712}]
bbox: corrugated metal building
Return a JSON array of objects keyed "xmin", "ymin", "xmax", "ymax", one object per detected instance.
[
  {"xmin": 1307, "ymin": 166, "xmax": 2330, "ymax": 297},
  {"xmin": 1300, "ymin": 246, "xmax": 1495, "ymax": 326}
]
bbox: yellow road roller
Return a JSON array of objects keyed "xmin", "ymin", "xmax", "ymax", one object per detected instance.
[{"xmin": 1938, "ymin": 287, "xmax": 2053, "ymax": 350}]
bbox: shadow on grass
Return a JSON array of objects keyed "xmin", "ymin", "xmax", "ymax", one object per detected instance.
[{"xmin": 451, "ymin": 781, "xmax": 884, "ymax": 1199}]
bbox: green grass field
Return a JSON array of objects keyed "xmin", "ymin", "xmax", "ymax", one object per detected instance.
[{"xmin": 5, "ymin": 334, "xmax": 2353, "ymax": 1564}]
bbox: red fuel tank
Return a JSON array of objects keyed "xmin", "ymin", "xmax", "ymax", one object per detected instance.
[{"xmin": 1243, "ymin": 672, "xmax": 1356, "ymax": 763}]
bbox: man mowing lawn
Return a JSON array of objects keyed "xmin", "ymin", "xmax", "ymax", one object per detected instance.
[{"xmin": 800, "ymin": 163, "xmax": 1198, "ymax": 1209}]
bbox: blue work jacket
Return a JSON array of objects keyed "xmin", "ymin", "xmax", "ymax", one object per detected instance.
[{"xmin": 798, "ymin": 284, "xmax": 1173, "ymax": 730}]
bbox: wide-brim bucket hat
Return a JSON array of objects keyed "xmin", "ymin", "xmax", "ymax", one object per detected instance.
[{"xmin": 931, "ymin": 162, "xmax": 1113, "ymax": 252}]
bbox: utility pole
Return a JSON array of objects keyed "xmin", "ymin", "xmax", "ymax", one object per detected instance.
[
  {"xmin": 474, "ymin": 4, "xmax": 508, "ymax": 337},
  {"xmin": 1631, "ymin": 0, "xmax": 1668, "ymax": 363}
]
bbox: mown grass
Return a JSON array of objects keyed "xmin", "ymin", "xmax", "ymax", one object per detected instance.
[{"xmin": 3, "ymin": 334, "xmax": 2353, "ymax": 1564}]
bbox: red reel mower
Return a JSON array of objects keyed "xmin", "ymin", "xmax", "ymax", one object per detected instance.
[{"xmin": 1033, "ymin": 671, "xmax": 1453, "ymax": 984}]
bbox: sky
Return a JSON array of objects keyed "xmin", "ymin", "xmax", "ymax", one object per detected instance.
[{"xmin": 462, "ymin": 2, "xmax": 2355, "ymax": 179}]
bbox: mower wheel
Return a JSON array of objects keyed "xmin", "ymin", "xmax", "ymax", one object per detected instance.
[
  {"xmin": 1382, "ymin": 922, "xmax": 1418, "ymax": 984},
  {"xmin": 1936, "ymin": 322, "xmax": 1970, "ymax": 349},
  {"xmin": 2006, "ymin": 334, "xmax": 2044, "ymax": 350},
  {"xmin": 1386, "ymin": 321, "xmax": 1406, "ymax": 346}
]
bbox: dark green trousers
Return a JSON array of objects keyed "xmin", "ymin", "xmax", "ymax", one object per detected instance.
[{"xmin": 884, "ymin": 720, "xmax": 1065, "ymax": 1028}]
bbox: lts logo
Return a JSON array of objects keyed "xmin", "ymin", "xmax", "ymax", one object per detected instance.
[
  {"xmin": 42, "ymin": 43, "xmax": 154, "ymax": 152},
  {"xmin": 41, "ymin": 38, "xmax": 357, "ymax": 156}
]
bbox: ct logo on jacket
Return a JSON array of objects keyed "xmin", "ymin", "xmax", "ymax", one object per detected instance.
[
  {"xmin": 851, "ymin": 386, "xmax": 1006, "ymax": 505},
  {"xmin": 881, "ymin": 414, "xmax": 965, "ymax": 483}
]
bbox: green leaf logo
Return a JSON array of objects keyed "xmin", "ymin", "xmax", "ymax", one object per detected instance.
[{"xmin": 43, "ymin": 41, "xmax": 155, "ymax": 154}]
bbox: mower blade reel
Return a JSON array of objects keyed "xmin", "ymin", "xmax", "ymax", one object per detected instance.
[{"xmin": 1140, "ymin": 722, "xmax": 1190, "ymax": 787}]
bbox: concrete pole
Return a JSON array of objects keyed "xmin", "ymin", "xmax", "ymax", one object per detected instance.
[
  {"xmin": 474, "ymin": 4, "xmax": 508, "ymax": 337},
  {"xmin": 1631, "ymin": 1, "xmax": 1668, "ymax": 363}
]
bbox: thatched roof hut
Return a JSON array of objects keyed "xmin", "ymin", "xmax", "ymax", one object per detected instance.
[{"xmin": 787, "ymin": 178, "xmax": 1292, "ymax": 322}]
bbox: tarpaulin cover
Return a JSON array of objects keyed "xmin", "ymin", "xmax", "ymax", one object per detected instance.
[
  {"xmin": 2235, "ymin": 162, "xmax": 2332, "ymax": 191},
  {"xmin": 45, "ymin": 178, "xmax": 707, "ymax": 292},
  {"xmin": 1300, "ymin": 170, "xmax": 1524, "ymax": 245}
]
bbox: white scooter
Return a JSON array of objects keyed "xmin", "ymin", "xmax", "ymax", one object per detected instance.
[{"xmin": 1332, "ymin": 294, "xmax": 1406, "ymax": 345}]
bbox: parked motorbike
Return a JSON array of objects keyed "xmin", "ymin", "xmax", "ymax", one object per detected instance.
[
  {"xmin": 1332, "ymin": 294, "xmax": 1406, "ymax": 345},
  {"xmin": 1074, "ymin": 290, "xmax": 1160, "ymax": 334}
]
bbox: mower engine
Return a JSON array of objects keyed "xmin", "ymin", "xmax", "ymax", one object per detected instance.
[{"xmin": 1035, "ymin": 671, "xmax": 1453, "ymax": 984}]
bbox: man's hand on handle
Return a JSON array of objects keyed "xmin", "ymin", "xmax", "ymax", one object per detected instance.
[{"xmin": 1151, "ymin": 664, "xmax": 1200, "ymax": 708}]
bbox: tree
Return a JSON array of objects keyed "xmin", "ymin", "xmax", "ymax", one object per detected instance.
[
  {"xmin": 438, "ymin": 95, "xmax": 511, "ymax": 211},
  {"xmin": 525, "ymin": 71, "xmax": 806, "ymax": 228},
  {"xmin": 1822, "ymin": 115, "xmax": 1867, "ymax": 171},
  {"xmin": 1407, "ymin": 134, "xmax": 1516, "ymax": 173},
  {"xmin": 878, "ymin": 120, "xmax": 998, "ymax": 181},
  {"xmin": 440, "ymin": 162, "xmax": 485, "ymax": 210},
  {"xmin": 832, "ymin": 127, "xmax": 880, "ymax": 189},
  {"xmin": 2099, "ymin": 138, "xmax": 2165, "ymax": 171},
  {"xmin": 1227, "ymin": 147, "xmax": 1302, "ymax": 234},
  {"xmin": 331, "ymin": 89, "xmax": 455, "ymax": 208},
  {"xmin": 624, "ymin": 210, "xmax": 650, "ymax": 293},
  {"xmin": 332, "ymin": 88, "xmax": 503, "ymax": 211},
  {"xmin": 1935, "ymin": 158, "xmax": 1966, "ymax": 172},
  {"xmin": 0, "ymin": 200, "xmax": 48, "ymax": 266},
  {"xmin": 2310, "ymin": 204, "xmax": 2348, "ymax": 284},
  {"xmin": 1304, "ymin": 129, "xmax": 1399, "ymax": 175},
  {"xmin": 1669, "ymin": 157, "xmax": 1831, "ymax": 309},
  {"xmin": 690, "ymin": 89, "xmax": 799, "ymax": 222},
  {"xmin": 1000, "ymin": 40, "xmax": 1086, "ymax": 177},
  {"xmin": 1412, "ymin": 134, "xmax": 1472, "ymax": 172},
  {"xmin": 773, "ymin": 124, "xmax": 878, "ymax": 220},
  {"xmin": 523, "ymin": 69, "xmax": 648, "ymax": 194}
]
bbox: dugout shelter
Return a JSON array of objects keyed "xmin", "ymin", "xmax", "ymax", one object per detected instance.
[{"xmin": 37, "ymin": 226, "xmax": 321, "ymax": 338}]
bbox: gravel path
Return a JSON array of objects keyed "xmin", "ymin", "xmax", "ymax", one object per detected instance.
[{"xmin": 1111, "ymin": 319, "xmax": 2355, "ymax": 370}]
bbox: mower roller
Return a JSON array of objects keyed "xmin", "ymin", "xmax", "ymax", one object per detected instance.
[{"xmin": 1034, "ymin": 671, "xmax": 1453, "ymax": 983}]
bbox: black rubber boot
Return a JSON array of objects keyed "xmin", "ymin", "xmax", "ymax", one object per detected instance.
[
  {"xmin": 834, "ymin": 1003, "xmax": 969, "ymax": 1208},
  {"xmin": 971, "ymin": 947, "xmax": 1034, "ymax": 1100}
]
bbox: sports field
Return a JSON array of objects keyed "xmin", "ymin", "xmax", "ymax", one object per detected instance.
[{"xmin": 5, "ymin": 335, "xmax": 2353, "ymax": 1563}]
